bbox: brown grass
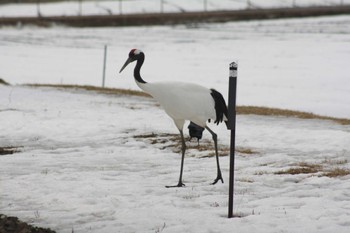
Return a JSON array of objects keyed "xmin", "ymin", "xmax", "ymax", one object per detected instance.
[
  {"xmin": 275, "ymin": 166, "xmax": 321, "ymax": 175},
  {"xmin": 0, "ymin": 147, "xmax": 20, "ymax": 155},
  {"xmin": 26, "ymin": 84, "xmax": 151, "ymax": 98},
  {"xmin": 0, "ymin": 78, "xmax": 10, "ymax": 85},
  {"xmin": 237, "ymin": 106, "xmax": 350, "ymax": 125},
  {"xmin": 274, "ymin": 162, "xmax": 323, "ymax": 175},
  {"xmin": 133, "ymin": 132, "xmax": 259, "ymax": 158},
  {"xmin": 25, "ymin": 84, "xmax": 350, "ymax": 125},
  {"xmin": 274, "ymin": 161, "xmax": 350, "ymax": 178},
  {"xmin": 322, "ymin": 168, "xmax": 350, "ymax": 178},
  {"xmin": 133, "ymin": 132, "xmax": 231, "ymax": 157},
  {"xmin": 133, "ymin": 132, "xmax": 260, "ymax": 158},
  {"xmin": 236, "ymin": 147, "xmax": 258, "ymax": 155}
]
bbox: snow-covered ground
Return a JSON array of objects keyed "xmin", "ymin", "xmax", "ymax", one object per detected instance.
[
  {"xmin": 1, "ymin": 0, "xmax": 349, "ymax": 17},
  {"xmin": 1, "ymin": 15, "xmax": 350, "ymax": 118},
  {"xmin": 1, "ymin": 2, "xmax": 350, "ymax": 232},
  {"xmin": 0, "ymin": 84, "xmax": 349, "ymax": 233}
]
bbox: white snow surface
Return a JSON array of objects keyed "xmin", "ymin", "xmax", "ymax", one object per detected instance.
[
  {"xmin": 1, "ymin": 15, "xmax": 350, "ymax": 118},
  {"xmin": 1, "ymin": 2, "xmax": 350, "ymax": 232},
  {"xmin": 1, "ymin": 84, "xmax": 350, "ymax": 233}
]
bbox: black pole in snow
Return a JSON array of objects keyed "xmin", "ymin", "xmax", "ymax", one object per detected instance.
[{"xmin": 227, "ymin": 62, "xmax": 237, "ymax": 218}]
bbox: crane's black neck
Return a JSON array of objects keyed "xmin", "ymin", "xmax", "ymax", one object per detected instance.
[{"xmin": 134, "ymin": 53, "xmax": 147, "ymax": 84}]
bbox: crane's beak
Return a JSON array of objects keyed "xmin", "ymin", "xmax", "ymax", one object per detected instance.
[{"xmin": 119, "ymin": 57, "xmax": 132, "ymax": 73}]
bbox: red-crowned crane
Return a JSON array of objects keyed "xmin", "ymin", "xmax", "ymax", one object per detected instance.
[{"xmin": 119, "ymin": 49, "xmax": 228, "ymax": 188}]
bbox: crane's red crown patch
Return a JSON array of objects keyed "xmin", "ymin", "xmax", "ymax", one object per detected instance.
[{"xmin": 129, "ymin": 49, "xmax": 142, "ymax": 57}]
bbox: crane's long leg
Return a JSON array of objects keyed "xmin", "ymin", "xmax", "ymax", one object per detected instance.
[
  {"xmin": 205, "ymin": 126, "xmax": 224, "ymax": 185},
  {"xmin": 166, "ymin": 129, "xmax": 186, "ymax": 188}
]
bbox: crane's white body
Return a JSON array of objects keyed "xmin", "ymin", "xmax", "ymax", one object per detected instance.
[{"xmin": 137, "ymin": 81, "xmax": 216, "ymax": 129}]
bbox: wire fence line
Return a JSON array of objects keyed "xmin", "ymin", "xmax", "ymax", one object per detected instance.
[{"xmin": 1, "ymin": 0, "xmax": 348, "ymax": 17}]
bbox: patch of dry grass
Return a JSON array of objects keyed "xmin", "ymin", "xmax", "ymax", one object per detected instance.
[
  {"xmin": 133, "ymin": 132, "xmax": 231, "ymax": 158},
  {"xmin": 323, "ymin": 168, "xmax": 350, "ymax": 178},
  {"xmin": 24, "ymin": 84, "xmax": 350, "ymax": 125},
  {"xmin": 274, "ymin": 162, "xmax": 322, "ymax": 175},
  {"xmin": 0, "ymin": 78, "xmax": 10, "ymax": 85},
  {"xmin": 274, "ymin": 161, "xmax": 350, "ymax": 178},
  {"xmin": 26, "ymin": 84, "xmax": 151, "ymax": 98},
  {"xmin": 133, "ymin": 132, "xmax": 258, "ymax": 158},
  {"xmin": 236, "ymin": 147, "xmax": 258, "ymax": 155},
  {"xmin": 237, "ymin": 106, "xmax": 350, "ymax": 125},
  {"xmin": 275, "ymin": 166, "xmax": 320, "ymax": 175},
  {"xmin": 0, "ymin": 147, "xmax": 20, "ymax": 155}
]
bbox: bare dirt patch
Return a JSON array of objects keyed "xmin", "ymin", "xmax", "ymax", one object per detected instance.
[{"xmin": 0, "ymin": 214, "xmax": 56, "ymax": 233}]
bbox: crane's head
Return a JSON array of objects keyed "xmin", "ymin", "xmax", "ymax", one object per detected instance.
[{"xmin": 119, "ymin": 49, "xmax": 143, "ymax": 73}]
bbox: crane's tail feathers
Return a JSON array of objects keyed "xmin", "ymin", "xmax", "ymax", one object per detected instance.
[
  {"xmin": 188, "ymin": 122, "xmax": 205, "ymax": 141},
  {"xmin": 210, "ymin": 89, "xmax": 228, "ymax": 125}
]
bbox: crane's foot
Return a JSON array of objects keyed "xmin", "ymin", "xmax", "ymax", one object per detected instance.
[
  {"xmin": 165, "ymin": 182, "xmax": 185, "ymax": 188},
  {"xmin": 211, "ymin": 173, "xmax": 224, "ymax": 185}
]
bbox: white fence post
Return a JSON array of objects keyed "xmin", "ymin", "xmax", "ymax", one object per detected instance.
[
  {"xmin": 102, "ymin": 45, "xmax": 107, "ymax": 88},
  {"xmin": 119, "ymin": 0, "xmax": 123, "ymax": 15}
]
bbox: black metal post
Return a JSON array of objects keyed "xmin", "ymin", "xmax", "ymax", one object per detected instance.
[{"xmin": 227, "ymin": 62, "xmax": 237, "ymax": 218}]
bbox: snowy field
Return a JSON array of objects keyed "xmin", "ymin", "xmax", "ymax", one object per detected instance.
[
  {"xmin": 1, "ymin": 1, "xmax": 350, "ymax": 232},
  {"xmin": 0, "ymin": 0, "xmax": 350, "ymax": 17},
  {"xmin": 1, "ymin": 15, "xmax": 350, "ymax": 118},
  {"xmin": 1, "ymin": 84, "xmax": 350, "ymax": 233}
]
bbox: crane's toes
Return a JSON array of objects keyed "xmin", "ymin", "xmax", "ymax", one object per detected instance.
[
  {"xmin": 165, "ymin": 182, "xmax": 186, "ymax": 188},
  {"xmin": 211, "ymin": 176, "xmax": 224, "ymax": 185}
]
